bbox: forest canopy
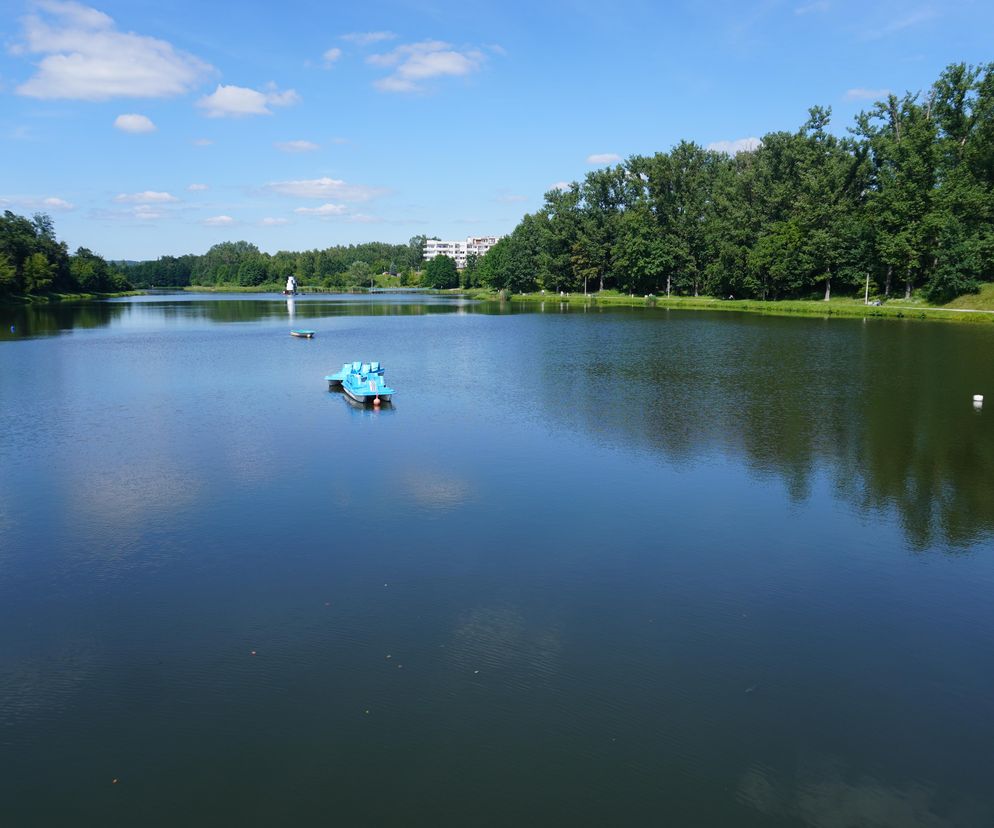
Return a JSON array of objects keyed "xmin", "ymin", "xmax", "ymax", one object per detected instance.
[
  {"xmin": 123, "ymin": 237, "xmax": 428, "ymax": 289},
  {"xmin": 0, "ymin": 211, "xmax": 132, "ymax": 297},
  {"xmin": 478, "ymin": 62, "xmax": 994, "ymax": 304}
]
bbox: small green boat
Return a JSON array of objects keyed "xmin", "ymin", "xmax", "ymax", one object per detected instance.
[{"xmin": 290, "ymin": 329, "xmax": 315, "ymax": 338}]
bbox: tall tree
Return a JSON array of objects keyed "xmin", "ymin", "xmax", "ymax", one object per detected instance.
[{"xmin": 422, "ymin": 254, "xmax": 459, "ymax": 289}]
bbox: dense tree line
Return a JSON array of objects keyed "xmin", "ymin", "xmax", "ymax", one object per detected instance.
[
  {"xmin": 126, "ymin": 236, "xmax": 428, "ymax": 288},
  {"xmin": 479, "ymin": 63, "xmax": 994, "ymax": 303},
  {"xmin": 0, "ymin": 211, "xmax": 131, "ymax": 297}
]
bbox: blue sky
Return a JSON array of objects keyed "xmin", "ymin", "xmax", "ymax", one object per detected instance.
[{"xmin": 2, "ymin": 0, "xmax": 992, "ymax": 260}]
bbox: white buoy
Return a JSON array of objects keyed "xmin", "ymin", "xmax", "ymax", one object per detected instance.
[
  {"xmin": 974, "ymin": 394, "xmax": 984, "ymax": 403},
  {"xmin": 974, "ymin": 394, "xmax": 984, "ymax": 411}
]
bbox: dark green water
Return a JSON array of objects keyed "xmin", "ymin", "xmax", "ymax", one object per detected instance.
[{"xmin": 1, "ymin": 294, "xmax": 993, "ymax": 827}]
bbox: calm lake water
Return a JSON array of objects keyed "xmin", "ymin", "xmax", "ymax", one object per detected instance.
[{"xmin": 2, "ymin": 293, "xmax": 993, "ymax": 827}]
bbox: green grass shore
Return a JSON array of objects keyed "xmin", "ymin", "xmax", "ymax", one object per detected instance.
[
  {"xmin": 1, "ymin": 290, "xmax": 145, "ymax": 304},
  {"xmin": 461, "ymin": 283, "xmax": 994, "ymax": 324}
]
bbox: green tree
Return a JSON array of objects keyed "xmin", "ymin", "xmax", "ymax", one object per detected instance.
[
  {"xmin": 423, "ymin": 254, "xmax": 459, "ymax": 289},
  {"xmin": 70, "ymin": 247, "xmax": 107, "ymax": 291},
  {"xmin": 857, "ymin": 94, "xmax": 937, "ymax": 298},
  {"xmin": 0, "ymin": 251, "xmax": 16, "ymax": 293},
  {"xmin": 407, "ymin": 235, "xmax": 428, "ymax": 271},
  {"xmin": 540, "ymin": 183, "xmax": 583, "ymax": 292},
  {"xmin": 462, "ymin": 252, "xmax": 480, "ymax": 288},
  {"xmin": 345, "ymin": 260, "xmax": 373, "ymax": 287},
  {"xmin": 611, "ymin": 201, "xmax": 672, "ymax": 294},
  {"xmin": 23, "ymin": 252, "xmax": 54, "ymax": 292}
]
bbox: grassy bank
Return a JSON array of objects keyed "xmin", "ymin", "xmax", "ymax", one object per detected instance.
[
  {"xmin": 0, "ymin": 290, "xmax": 144, "ymax": 305},
  {"xmin": 943, "ymin": 283, "xmax": 994, "ymax": 311},
  {"xmin": 460, "ymin": 289, "xmax": 994, "ymax": 324}
]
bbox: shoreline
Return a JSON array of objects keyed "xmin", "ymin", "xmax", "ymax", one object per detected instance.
[
  {"xmin": 0, "ymin": 290, "xmax": 144, "ymax": 305},
  {"xmin": 461, "ymin": 289, "xmax": 994, "ymax": 325},
  {"xmin": 7, "ymin": 286, "xmax": 993, "ymax": 325}
]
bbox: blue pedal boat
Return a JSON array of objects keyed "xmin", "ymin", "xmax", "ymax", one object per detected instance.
[
  {"xmin": 326, "ymin": 362, "xmax": 393, "ymax": 404},
  {"xmin": 290, "ymin": 329, "xmax": 316, "ymax": 338},
  {"xmin": 326, "ymin": 361, "xmax": 384, "ymax": 390},
  {"xmin": 342, "ymin": 371, "xmax": 393, "ymax": 405}
]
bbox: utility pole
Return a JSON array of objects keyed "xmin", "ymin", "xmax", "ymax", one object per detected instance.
[{"xmin": 864, "ymin": 272, "xmax": 870, "ymax": 305}]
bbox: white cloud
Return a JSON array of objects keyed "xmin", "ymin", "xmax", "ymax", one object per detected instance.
[
  {"xmin": 187, "ymin": 183, "xmax": 208, "ymax": 191},
  {"xmin": 267, "ymin": 176, "xmax": 384, "ymax": 202},
  {"xmin": 43, "ymin": 196, "xmax": 74, "ymax": 210},
  {"xmin": 369, "ymin": 40, "xmax": 486, "ymax": 93},
  {"xmin": 845, "ymin": 87, "xmax": 890, "ymax": 101},
  {"xmin": 114, "ymin": 190, "xmax": 178, "ymax": 204},
  {"xmin": 15, "ymin": 0, "xmax": 212, "ymax": 100},
  {"xmin": 275, "ymin": 139, "xmax": 319, "ymax": 153},
  {"xmin": 347, "ymin": 213, "xmax": 382, "ymax": 223},
  {"xmin": 204, "ymin": 215, "xmax": 234, "ymax": 226},
  {"xmin": 586, "ymin": 153, "xmax": 621, "ymax": 164},
  {"xmin": 133, "ymin": 204, "xmax": 163, "ymax": 220},
  {"xmin": 548, "ymin": 181, "xmax": 572, "ymax": 192},
  {"xmin": 0, "ymin": 194, "xmax": 75, "ymax": 211},
  {"xmin": 88, "ymin": 203, "xmax": 176, "ymax": 222},
  {"xmin": 192, "ymin": 137, "xmax": 213, "ymax": 146},
  {"xmin": 294, "ymin": 203, "xmax": 347, "ymax": 216},
  {"xmin": 196, "ymin": 83, "xmax": 300, "ymax": 118},
  {"xmin": 259, "ymin": 217, "xmax": 289, "ymax": 226},
  {"xmin": 706, "ymin": 137, "xmax": 761, "ymax": 155},
  {"xmin": 323, "ymin": 47, "xmax": 342, "ymax": 66},
  {"xmin": 113, "ymin": 113, "xmax": 156, "ymax": 133},
  {"xmin": 341, "ymin": 31, "xmax": 395, "ymax": 46}
]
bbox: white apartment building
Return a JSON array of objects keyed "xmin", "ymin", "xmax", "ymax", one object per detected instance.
[{"xmin": 424, "ymin": 235, "xmax": 503, "ymax": 268}]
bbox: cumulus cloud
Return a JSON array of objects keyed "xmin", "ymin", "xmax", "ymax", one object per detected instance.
[
  {"xmin": 706, "ymin": 137, "xmax": 761, "ymax": 155},
  {"xmin": 113, "ymin": 190, "xmax": 178, "ymax": 203},
  {"xmin": 0, "ymin": 194, "xmax": 74, "ymax": 211},
  {"xmin": 275, "ymin": 139, "xmax": 319, "ymax": 153},
  {"xmin": 845, "ymin": 87, "xmax": 890, "ymax": 101},
  {"xmin": 187, "ymin": 183, "xmax": 208, "ymax": 191},
  {"xmin": 369, "ymin": 40, "xmax": 486, "ymax": 93},
  {"xmin": 196, "ymin": 83, "xmax": 300, "ymax": 118},
  {"xmin": 586, "ymin": 153, "xmax": 621, "ymax": 164},
  {"xmin": 42, "ymin": 196, "xmax": 74, "ymax": 210},
  {"xmin": 259, "ymin": 217, "xmax": 288, "ymax": 226},
  {"xmin": 267, "ymin": 176, "xmax": 384, "ymax": 202},
  {"xmin": 203, "ymin": 215, "xmax": 234, "ymax": 226},
  {"xmin": 15, "ymin": 0, "xmax": 212, "ymax": 100},
  {"xmin": 87, "ymin": 202, "xmax": 175, "ymax": 222},
  {"xmin": 294, "ymin": 203, "xmax": 347, "ymax": 216},
  {"xmin": 341, "ymin": 31, "xmax": 395, "ymax": 46},
  {"xmin": 113, "ymin": 113, "xmax": 156, "ymax": 133},
  {"xmin": 548, "ymin": 181, "xmax": 572, "ymax": 191},
  {"xmin": 132, "ymin": 204, "xmax": 164, "ymax": 220},
  {"xmin": 323, "ymin": 47, "xmax": 342, "ymax": 66}
]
